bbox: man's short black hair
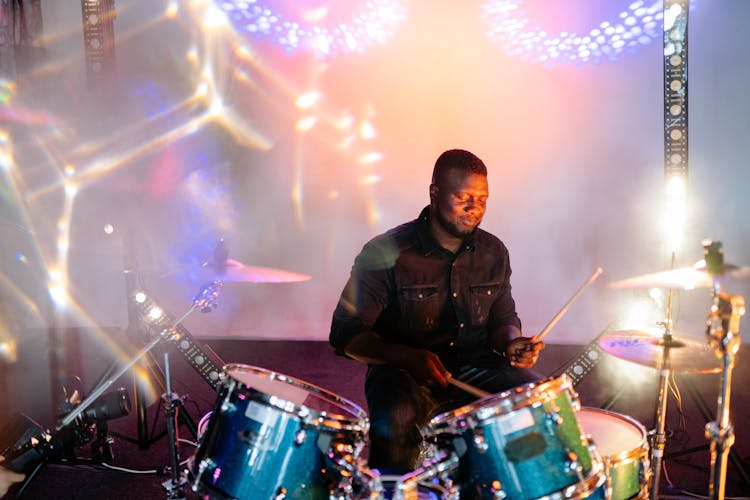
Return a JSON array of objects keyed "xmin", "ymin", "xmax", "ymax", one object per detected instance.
[{"xmin": 432, "ymin": 149, "xmax": 487, "ymax": 184}]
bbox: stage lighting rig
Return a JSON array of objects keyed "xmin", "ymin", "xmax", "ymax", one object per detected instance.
[{"xmin": 0, "ymin": 387, "xmax": 132, "ymax": 475}]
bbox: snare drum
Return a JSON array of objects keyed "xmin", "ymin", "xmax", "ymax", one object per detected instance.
[
  {"xmin": 577, "ymin": 407, "xmax": 650, "ymax": 500},
  {"xmin": 190, "ymin": 364, "xmax": 368, "ymax": 499},
  {"xmin": 423, "ymin": 375, "xmax": 606, "ymax": 500},
  {"xmin": 375, "ymin": 475, "xmax": 456, "ymax": 500},
  {"xmin": 357, "ymin": 451, "xmax": 460, "ymax": 500}
]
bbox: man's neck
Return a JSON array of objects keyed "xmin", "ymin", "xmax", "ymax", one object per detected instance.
[{"xmin": 427, "ymin": 212, "xmax": 464, "ymax": 254}]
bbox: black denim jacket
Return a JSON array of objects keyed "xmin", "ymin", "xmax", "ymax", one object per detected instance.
[{"xmin": 330, "ymin": 206, "xmax": 521, "ymax": 371}]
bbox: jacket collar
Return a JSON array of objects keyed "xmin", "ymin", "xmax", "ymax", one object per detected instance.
[{"xmin": 416, "ymin": 206, "xmax": 477, "ymax": 256}]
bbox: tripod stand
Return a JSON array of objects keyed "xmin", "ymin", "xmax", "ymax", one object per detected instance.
[
  {"xmin": 115, "ymin": 327, "xmax": 198, "ymax": 449},
  {"xmin": 664, "ymin": 374, "xmax": 750, "ymax": 491},
  {"xmin": 120, "ymin": 234, "xmax": 198, "ymax": 449}
]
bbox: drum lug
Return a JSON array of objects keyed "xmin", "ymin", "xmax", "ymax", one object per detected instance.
[
  {"xmin": 565, "ymin": 451, "xmax": 584, "ymax": 482},
  {"xmin": 191, "ymin": 458, "xmax": 214, "ymax": 491},
  {"xmin": 490, "ymin": 479, "xmax": 507, "ymax": 499},
  {"xmin": 473, "ymin": 431, "xmax": 489, "ymax": 453},
  {"xmin": 571, "ymin": 395, "xmax": 582, "ymax": 412},
  {"xmin": 294, "ymin": 429, "xmax": 307, "ymax": 445},
  {"xmin": 546, "ymin": 410, "xmax": 563, "ymax": 427},
  {"xmin": 586, "ymin": 440, "xmax": 598, "ymax": 459},
  {"xmin": 274, "ymin": 486, "xmax": 287, "ymax": 499}
]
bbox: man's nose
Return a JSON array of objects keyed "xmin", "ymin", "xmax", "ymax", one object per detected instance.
[{"xmin": 465, "ymin": 199, "xmax": 483, "ymax": 211}]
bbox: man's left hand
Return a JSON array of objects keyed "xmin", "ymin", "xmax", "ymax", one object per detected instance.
[{"xmin": 505, "ymin": 336, "xmax": 544, "ymax": 368}]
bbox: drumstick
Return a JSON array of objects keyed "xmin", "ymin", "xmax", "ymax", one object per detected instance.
[
  {"xmin": 534, "ymin": 267, "xmax": 603, "ymax": 343},
  {"xmin": 448, "ymin": 377, "xmax": 491, "ymax": 398}
]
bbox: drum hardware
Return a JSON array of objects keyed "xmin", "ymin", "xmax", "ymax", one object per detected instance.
[
  {"xmin": 121, "ymin": 234, "xmax": 202, "ymax": 449},
  {"xmin": 607, "ymin": 259, "xmax": 750, "ymax": 291},
  {"xmin": 604, "ymin": 252, "xmax": 685, "ymax": 499},
  {"xmin": 423, "ymin": 375, "xmax": 607, "ymax": 500},
  {"xmin": 663, "ymin": 375, "xmax": 750, "ymax": 491},
  {"xmin": 605, "ymin": 240, "xmax": 747, "ymax": 499},
  {"xmin": 359, "ymin": 449, "xmax": 459, "ymax": 500},
  {"xmin": 145, "ymin": 239, "xmax": 313, "ymax": 284},
  {"xmin": 701, "ymin": 241, "xmax": 744, "ymax": 500},
  {"xmin": 189, "ymin": 364, "xmax": 369, "ymax": 500},
  {"xmin": 53, "ymin": 281, "xmax": 224, "ymax": 499},
  {"xmin": 577, "ymin": 407, "xmax": 651, "ymax": 500}
]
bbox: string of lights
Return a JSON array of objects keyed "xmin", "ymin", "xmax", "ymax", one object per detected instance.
[
  {"xmin": 216, "ymin": 0, "xmax": 408, "ymax": 58},
  {"xmin": 480, "ymin": 0, "xmax": 666, "ymax": 65}
]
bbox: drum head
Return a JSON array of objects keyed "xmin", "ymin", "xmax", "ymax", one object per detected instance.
[
  {"xmin": 426, "ymin": 375, "xmax": 573, "ymax": 433},
  {"xmin": 577, "ymin": 407, "xmax": 646, "ymax": 457},
  {"xmin": 223, "ymin": 364, "xmax": 366, "ymax": 426}
]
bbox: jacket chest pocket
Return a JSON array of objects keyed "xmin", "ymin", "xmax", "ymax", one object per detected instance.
[
  {"xmin": 399, "ymin": 284, "xmax": 440, "ymax": 332},
  {"xmin": 468, "ymin": 281, "xmax": 501, "ymax": 325}
]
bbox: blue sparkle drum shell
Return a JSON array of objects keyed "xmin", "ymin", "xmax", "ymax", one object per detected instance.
[
  {"xmin": 423, "ymin": 375, "xmax": 606, "ymax": 500},
  {"xmin": 189, "ymin": 364, "xmax": 368, "ymax": 499}
]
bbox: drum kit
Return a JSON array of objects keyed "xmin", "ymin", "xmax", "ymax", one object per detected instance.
[{"xmin": 40, "ymin": 241, "xmax": 745, "ymax": 499}]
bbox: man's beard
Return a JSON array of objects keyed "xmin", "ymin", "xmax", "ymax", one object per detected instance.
[{"xmin": 435, "ymin": 209, "xmax": 479, "ymax": 239}]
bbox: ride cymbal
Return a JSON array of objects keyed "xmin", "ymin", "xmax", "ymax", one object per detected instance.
[
  {"xmin": 204, "ymin": 258, "xmax": 312, "ymax": 283},
  {"xmin": 608, "ymin": 260, "xmax": 750, "ymax": 290},
  {"xmin": 598, "ymin": 329, "xmax": 720, "ymax": 373}
]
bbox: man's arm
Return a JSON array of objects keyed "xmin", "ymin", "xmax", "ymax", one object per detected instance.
[{"xmin": 344, "ymin": 331, "xmax": 450, "ymax": 386}]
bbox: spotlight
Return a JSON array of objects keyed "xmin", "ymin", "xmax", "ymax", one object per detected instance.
[{"xmin": 148, "ymin": 306, "xmax": 164, "ymax": 322}]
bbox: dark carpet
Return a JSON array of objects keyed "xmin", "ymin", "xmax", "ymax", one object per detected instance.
[{"xmin": 1, "ymin": 334, "xmax": 749, "ymax": 499}]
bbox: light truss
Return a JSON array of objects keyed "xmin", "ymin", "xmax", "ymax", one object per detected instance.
[{"xmin": 663, "ymin": 0, "xmax": 689, "ymax": 179}]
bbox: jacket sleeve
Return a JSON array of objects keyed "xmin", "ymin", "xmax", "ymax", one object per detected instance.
[{"xmin": 329, "ymin": 236, "xmax": 397, "ymax": 356}]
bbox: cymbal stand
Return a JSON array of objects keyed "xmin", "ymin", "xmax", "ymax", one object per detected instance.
[
  {"xmin": 704, "ymin": 285, "xmax": 744, "ymax": 500},
  {"xmin": 649, "ymin": 292, "xmax": 675, "ymax": 499},
  {"xmin": 57, "ymin": 283, "xmax": 222, "ymax": 500},
  {"xmin": 649, "ymin": 253, "xmax": 678, "ymax": 500}
]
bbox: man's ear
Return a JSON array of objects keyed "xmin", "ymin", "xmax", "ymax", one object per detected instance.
[{"xmin": 429, "ymin": 184, "xmax": 438, "ymax": 202}]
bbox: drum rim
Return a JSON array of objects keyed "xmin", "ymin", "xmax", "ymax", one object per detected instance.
[
  {"xmin": 221, "ymin": 363, "xmax": 368, "ymax": 431},
  {"xmin": 578, "ymin": 406, "xmax": 650, "ymax": 463},
  {"xmin": 535, "ymin": 465, "xmax": 608, "ymax": 500},
  {"xmin": 425, "ymin": 374, "xmax": 575, "ymax": 431}
]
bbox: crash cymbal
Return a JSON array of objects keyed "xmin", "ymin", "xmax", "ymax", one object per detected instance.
[
  {"xmin": 598, "ymin": 329, "xmax": 720, "ymax": 373},
  {"xmin": 608, "ymin": 259, "xmax": 750, "ymax": 290},
  {"xmin": 204, "ymin": 258, "xmax": 312, "ymax": 283}
]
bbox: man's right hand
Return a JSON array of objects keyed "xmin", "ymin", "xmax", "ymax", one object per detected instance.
[
  {"xmin": 388, "ymin": 346, "xmax": 451, "ymax": 387},
  {"xmin": 343, "ymin": 332, "xmax": 451, "ymax": 386}
]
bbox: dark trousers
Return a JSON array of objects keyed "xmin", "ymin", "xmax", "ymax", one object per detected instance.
[{"xmin": 364, "ymin": 361, "xmax": 540, "ymax": 472}]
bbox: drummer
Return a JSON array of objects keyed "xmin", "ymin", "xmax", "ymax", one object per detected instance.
[{"xmin": 329, "ymin": 149, "xmax": 544, "ymax": 473}]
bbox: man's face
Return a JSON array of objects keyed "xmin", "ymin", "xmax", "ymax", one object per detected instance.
[{"xmin": 430, "ymin": 168, "xmax": 489, "ymax": 239}]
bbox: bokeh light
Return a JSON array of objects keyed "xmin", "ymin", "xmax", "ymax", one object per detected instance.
[
  {"xmin": 481, "ymin": 0, "xmax": 667, "ymax": 65},
  {"xmin": 216, "ymin": 0, "xmax": 408, "ymax": 58}
]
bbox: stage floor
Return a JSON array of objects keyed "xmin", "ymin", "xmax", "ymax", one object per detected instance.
[{"xmin": 2, "ymin": 340, "xmax": 749, "ymax": 499}]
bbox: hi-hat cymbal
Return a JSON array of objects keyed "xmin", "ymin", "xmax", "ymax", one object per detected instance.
[
  {"xmin": 598, "ymin": 329, "xmax": 720, "ymax": 373},
  {"xmin": 204, "ymin": 258, "xmax": 312, "ymax": 283},
  {"xmin": 608, "ymin": 259, "xmax": 750, "ymax": 290}
]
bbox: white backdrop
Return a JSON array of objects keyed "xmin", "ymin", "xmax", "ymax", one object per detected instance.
[{"xmin": 1, "ymin": 0, "xmax": 749, "ymax": 349}]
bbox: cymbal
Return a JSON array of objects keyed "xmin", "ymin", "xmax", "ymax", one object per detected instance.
[
  {"xmin": 204, "ymin": 258, "xmax": 312, "ymax": 283},
  {"xmin": 608, "ymin": 259, "xmax": 750, "ymax": 290},
  {"xmin": 598, "ymin": 329, "xmax": 720, "ymax": 373}
]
